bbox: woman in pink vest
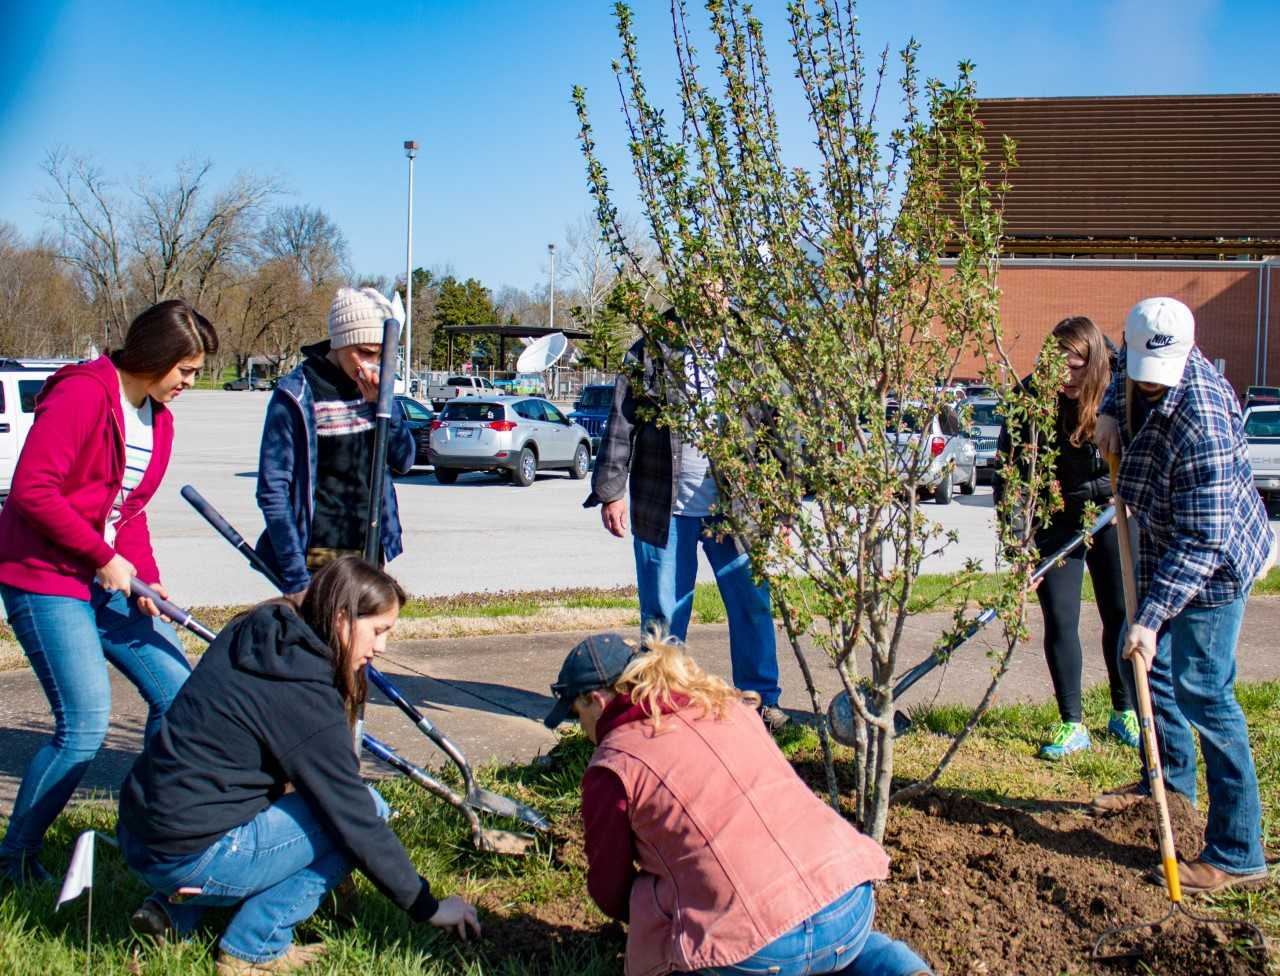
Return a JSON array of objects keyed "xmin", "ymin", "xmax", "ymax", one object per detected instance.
[
  {"xmin": 0, "ymin": 300, "xmax": 216, "ymax": 887},
  {"xmin": 544, "ymin": 633, "xmax": 931, "ymax": 976}
]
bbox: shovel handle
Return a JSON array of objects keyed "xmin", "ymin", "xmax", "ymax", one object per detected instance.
[{"xmin": 1108, "ymin": 455, "xmax": 1182, "ymax": 904}]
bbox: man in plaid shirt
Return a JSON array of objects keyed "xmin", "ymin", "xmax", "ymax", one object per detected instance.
[
  {"xmin": 1093, "ymin": 297, "xmax": 1272, "ymax": 894},
  {"xmin": 585, "ymin": 322, "xmax": 785, "ymax": 731}
]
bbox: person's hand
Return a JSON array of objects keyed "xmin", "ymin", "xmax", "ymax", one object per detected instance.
[
  {"xmin": 285, "ymin": 589, "xmax": 307, "ymax": 608},
  {"xmin": 601, "ymin": 499, "xmax": 628, "ymax": 538},
  {"xmin": 428, "ymin": 895, "xmax": 481, "ymax": 941},
  {"xmin": 136, "ymin": 581, "xmax": 171, "ymax": 619},
  {"xmin": 354, "ymin": 362, "xmax": 381, "ymax": 404},
  {"xmin": 1094, "ymin": 414, "xmax": 1121, "ymax": 458},
  {"xmin": 1122, "ymin": 623, "xmax": 1158, "ymax": 672},
  {"xmin": 95, "ymin": 554, "xmax": 136, "ymax": 595}
]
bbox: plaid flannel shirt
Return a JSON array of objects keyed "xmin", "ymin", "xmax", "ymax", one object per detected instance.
[
  {"xmin": 584, "ymin": 337, "xmax": 686, "ymax": 548},
  {"xmin": 1103, "ymin": 346, "xmax": 1269, "ymax": 630}
]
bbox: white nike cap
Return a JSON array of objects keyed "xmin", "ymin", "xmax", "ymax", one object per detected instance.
[{"xmin": 1124, "ymin": 297, "xmax": 1195, "ymax": 387}]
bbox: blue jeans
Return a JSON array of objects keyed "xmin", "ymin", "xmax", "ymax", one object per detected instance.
[
  {"xmin": 704, "ymin": 883, "xmax": 931, "ymax": 976},
  {"xmin": 1122, "ymin": 591, "xmax": 1265, "ymax": 874},
  {"xmin": 0, "ymin": 582, "xmax": 190, "ymax": 860},
  {"xmin": 118, "ymin": 788, "xmax": 391, "ymax": 964},
  {"xmin": 634, "ymin": 515, "xmax": 781, "ymax": 706}
]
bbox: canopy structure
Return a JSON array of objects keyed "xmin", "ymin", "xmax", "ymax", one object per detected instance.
[{"xmin": 439, "ymin": 323, "xmax": 590, "ymax": 372}]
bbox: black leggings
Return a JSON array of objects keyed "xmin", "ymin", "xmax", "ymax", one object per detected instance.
[{"xmin": 1035, "ymin": 522, "xmax": 1132, "ymax": 722}]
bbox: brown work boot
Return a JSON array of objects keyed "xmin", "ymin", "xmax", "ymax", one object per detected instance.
[
  {"xmin": 1176, "ymin": 858, "xmax": 1270, "ymax": 895},
  {"xmin": 215, "ymin": 943, "xmax": 326, "ymax": 975},
  {"xmin": 758, "ymin": 705, "xmax": 791, "ymax": 733},
  {"xmin": 1090, "ymin": 781, "xmax": 1148, "ymax": 814}
]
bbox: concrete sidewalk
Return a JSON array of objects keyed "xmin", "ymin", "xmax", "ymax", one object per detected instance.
[{"xmin": 4, "ymin": 598, "xmax": 1280, "ymax": 814}]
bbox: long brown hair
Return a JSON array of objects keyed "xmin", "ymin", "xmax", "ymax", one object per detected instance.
[
  {"xmin": 1052, "ymin": 316, "xmax": 1110, "ymax": 447},
  {"xmin": 111, "ymin": 299, "xmax": 218, "ymax": 379},
  {"xmin": 300, "ymin": 556, "xmax": 406, "ymax": 724}
]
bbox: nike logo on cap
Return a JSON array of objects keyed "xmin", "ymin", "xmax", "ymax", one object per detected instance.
[{"xmin": 1146, "ymin": 333, "xmax": 1176, "ymax": 350}]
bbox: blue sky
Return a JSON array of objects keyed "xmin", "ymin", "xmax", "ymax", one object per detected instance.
[{"xmin": 1, "ymin": 0, "xmax": 1276, "ymax": 294}]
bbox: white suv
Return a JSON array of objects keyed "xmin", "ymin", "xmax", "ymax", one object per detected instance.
[
  {"xmin": 428, "ymin": 396, "xmax": 592, "ymax": 487},
  {"xmin": 0, "ymin": 360, "xmax": 60, "ymax": 499}
]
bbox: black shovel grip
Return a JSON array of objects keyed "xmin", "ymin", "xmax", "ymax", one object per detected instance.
[{"xmin": 180, "ymin": 485, "xmax": 286, "ymax": 591}]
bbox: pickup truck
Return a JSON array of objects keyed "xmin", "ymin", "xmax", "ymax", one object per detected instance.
[{"xmin": 427, "ymin": 375, "xmax": 499, "ymax": 411}]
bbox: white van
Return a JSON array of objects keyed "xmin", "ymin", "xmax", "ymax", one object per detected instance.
[{"xmin": 0, "ymin": 360, "xmax": 61, "ymax": 499}]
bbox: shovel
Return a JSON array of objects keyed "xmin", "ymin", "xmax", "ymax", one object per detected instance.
[
  {"xmin": 130, "ymin": 578, "xmax": 539, "ymax": 856},
  {"xmin": 178, "ymin": 485, "xmax": 549, "ymax": 834},
  {"xmin": 1090, "ymin": 454, "xmax": 1266, "ymax": 963},
  {"xmin": 828, "ymin": 504, "xmax": 1116, "ymax": 743}
]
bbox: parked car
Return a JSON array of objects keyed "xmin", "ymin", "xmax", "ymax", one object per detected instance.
[
  {"xmin": 428, "ymin": 396, "xmax": 591, "ymax": 487},
  {"xmin": 1244, "ymin": 385, "xmax": 1280, "ymax": 411},
  {"xmin": 395, "ymin": 394, "xmax": 435, "ymax": 467},
  {"xmin": 223, "ymin": 374, "xmax": 273, "ymax": 391},
  {"xmin": 427, "ymin": 375, "xmax": 499, "ymax": 411},
  {"xmin": 1244, "ymin": 405, "xmax": 1280, "ymax": 507},
  {"xmin": 568, "ymin": 383, "xmax": 614, "ymax": 454},
  {"xmin": 963, "ymin": 396, "xmax": 1002, "ymax": 482},
  {"xmin": 0, "ymin": 360, "xmax": 58, "ymax": 499},
  {"xmin": 883, "ymin": 401, "xmax": 978, "ymax": 504}
]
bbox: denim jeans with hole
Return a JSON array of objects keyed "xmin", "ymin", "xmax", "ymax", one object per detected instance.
[
  {"xmin": 1122, "ymin": 589, "xmax": 1265, "ymax": 874},
  {"xmin": 634, "ymin": 515, "xmax": 781, "ymax": 706},
  {"xmin": 702, "ymin": 883, "xmax": 931, "ymax": 976},
  {"xmin": 0, "ymin": 581, "xmax": 190, "ymax": 860},
  {"xmin": 118, "ymin": 788, "xmax": 391, "ymax": 964}
]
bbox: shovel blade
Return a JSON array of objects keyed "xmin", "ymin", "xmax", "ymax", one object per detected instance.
[
  {"xmin": 468, "ymin": 788, "xmax": 551, "ymax": 831},
  {"xmin": 477, "ymin": 828, "xmax": 537, "ymax": 856}
]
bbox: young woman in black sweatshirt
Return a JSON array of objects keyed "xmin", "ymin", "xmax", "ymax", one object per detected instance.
[{"xmin": 117, "ymin": 557, "xmax": 479, "ymax": 974}]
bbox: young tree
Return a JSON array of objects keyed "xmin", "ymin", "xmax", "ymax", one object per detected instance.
[{"xmin": 574, "ymin": 0, "xmax": 1062, "ymax": 841}]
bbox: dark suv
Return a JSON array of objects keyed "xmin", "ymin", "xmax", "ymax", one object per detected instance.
[{"xmin": 569, "ymin": 383, "xmax": 614, "ymax": 455}]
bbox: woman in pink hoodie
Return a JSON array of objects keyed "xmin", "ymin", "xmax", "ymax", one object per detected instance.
[{"xmin": 0, "ymin": 299, "xmax": 217, "ymax": 887}]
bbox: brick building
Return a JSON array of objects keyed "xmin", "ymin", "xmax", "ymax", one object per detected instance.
[{"xmin": 951, "ymin": 94, "xmax": 1280, "ymax": 391}]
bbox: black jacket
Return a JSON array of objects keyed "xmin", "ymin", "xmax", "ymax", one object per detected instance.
[
  {"xmin": 994, "ymin": 377, "xmax": 1113, "ymax": 542},
  {"xmin": 118, "ymin": 603, "xmax": 438, "ymax": 921}
]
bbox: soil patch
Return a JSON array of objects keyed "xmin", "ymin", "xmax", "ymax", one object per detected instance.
[{"xmin": 877, "ymin": 790, "xmax": 1268, "ymax": 975}]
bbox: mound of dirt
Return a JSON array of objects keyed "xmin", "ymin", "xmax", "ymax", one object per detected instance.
[{"xmin": 877, "ymin": 790, "xmax": 1268, "ymax": 975}]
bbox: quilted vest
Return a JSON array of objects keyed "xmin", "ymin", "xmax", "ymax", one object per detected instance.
[{"xmin": 589, "ymin": 700, "xmax": 890, "ymax": 976}]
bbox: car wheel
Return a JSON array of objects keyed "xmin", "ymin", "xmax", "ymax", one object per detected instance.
[
  {"xmin": 222, "ymin": 382, "xmax": 233, "ymax": 391},
  {"xmin": 959, "ymin": 463, "xmax": 977, "ymax": 495},
  {"xmin": 568, "ymin": 443, "xmax": 590, "ymax": 480},
  {"xmin": 933, "ymin": 470, "xmax": 954, "ymax": 505},
  {"xmin": 434, "ymin": 467, "xmax": 459, "ymax": 485},
  {"xmin": 513, "ymin": 447, "xmax": 537, "ymax": 487}
]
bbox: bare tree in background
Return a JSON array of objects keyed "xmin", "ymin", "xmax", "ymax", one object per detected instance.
[
  {"xmin": 41, "ymin": 149, "xmax": 277, "ymax": 344},
  {"xmin": 0, "ymin": 222, "xmax": 93, "ymax": 358},
  {"xmin": 260, "ymin": 204, "xmax": 350, "ymax": 285}
]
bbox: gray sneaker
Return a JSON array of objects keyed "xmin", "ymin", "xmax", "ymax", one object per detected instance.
[{"xmin": 758, "ymin": 705, "xmax": 790, "ymax": 733}]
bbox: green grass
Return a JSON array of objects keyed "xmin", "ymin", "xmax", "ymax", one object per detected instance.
[{"xmin": 4, "ymin": 682, "xmax": 1277, "ymax": 973}]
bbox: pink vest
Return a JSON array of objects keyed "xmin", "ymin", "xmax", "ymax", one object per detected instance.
[{"xmin": 590, "ymin": 700, "xmax": 889, "ymax": 976}]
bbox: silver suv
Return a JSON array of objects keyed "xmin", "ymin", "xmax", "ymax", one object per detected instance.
[
  {"xmin": 428, "ymin": 396, "xmax": 592, "ymax": 486},
  {"xmin": 963, "ymin": 397, "xmax": 1002, "ymax": 482},
  {"xmin": 885, "ymin": 401, "xmax": 978, "ymax": 504}
]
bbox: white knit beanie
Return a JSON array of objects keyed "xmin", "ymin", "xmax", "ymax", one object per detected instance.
[{"xmin": 328, "ymin": 286, "xmax": 392, "ymax": 349}]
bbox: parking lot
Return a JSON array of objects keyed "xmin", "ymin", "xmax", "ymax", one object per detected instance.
[{"xmin": 125, "ymin": 391, "xmax": 1004, "ymax": 605}]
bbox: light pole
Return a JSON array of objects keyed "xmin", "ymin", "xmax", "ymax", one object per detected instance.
[
  {"xmin": 547, "ymin": 243, "xmax": 556, "ymax": 331},
  {"xmin": 403, "ymin": 140, "xmax": 419, "ymax": 390}
]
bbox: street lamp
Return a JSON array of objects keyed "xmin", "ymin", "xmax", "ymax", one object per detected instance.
[
  {"xmin": 403, "ymin": 140, "xmax": 419, "ymax": 390},
  {"xmin": 547, "ymin": 242, "xmax": 556, "ymax": 331}
]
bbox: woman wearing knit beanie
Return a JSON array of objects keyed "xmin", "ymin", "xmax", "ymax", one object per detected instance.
[{"xmin": 253, "ymin": 287, "xmax": 416, "ymax": 601}]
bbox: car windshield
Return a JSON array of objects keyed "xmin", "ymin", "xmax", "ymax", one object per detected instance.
[
  {"xmin": 579, "ymin": 387, "xmax": 612, "ymax": 409},
  {"xmin": 1248, "ymin": 387, "xmax": 1280, "ymax": 398},
  {"xmin": 884, "ymin": 405, "xmax": 926, "ymax": 433},
  {"xmin": 967, "ymin": 403, "xmax": 1002, "ymax": 427},
  {"xmin": 1245, "ymin": 412, "xmax": 1280, "ymax": 437},
  {"xmin": 442, "ymin": 402, "xmax": 505, "ymax": 422}
]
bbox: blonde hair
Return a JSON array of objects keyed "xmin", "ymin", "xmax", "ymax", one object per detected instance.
[{"xmin": 604, "ymin": 628, "xmax": 760, "ymax": 730}]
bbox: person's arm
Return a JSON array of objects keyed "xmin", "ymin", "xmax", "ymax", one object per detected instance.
[
  {"xmin": 581, "ymin": 765, "xmax": 636, "ymax": 922},
  {"xmin": 585, "ymin": 358, "xmax": 641, "ymax": 509},
  {"xmin": 255, "ymin": 390, "xmax": 311, "ymax": 594},
  {"xmin": 278, "ymin": 718, "xmax": 439, "ymax": 921},
  {"xmin": 1134, "ymin": 427, "xmax": 1236, "ymax": 630},
  {"xmin": 8, "ymin": 375, "xmax": 117, "ymax": 570},
  {"xmin": 386, "ymin": 399, "xmax": 416, "ymax": 476}
]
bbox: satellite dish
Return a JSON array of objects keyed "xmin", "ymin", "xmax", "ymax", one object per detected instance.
[{"xmin": 516, "ymin": 332, "xmax": 568, "ymax": 372}]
